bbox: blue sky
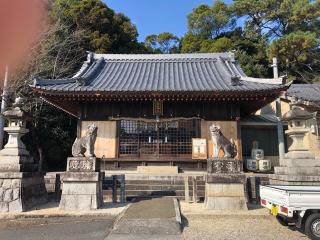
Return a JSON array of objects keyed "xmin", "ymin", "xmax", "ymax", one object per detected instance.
[{"xmin": 104, "ymin": 0, "xmax": 233, "ymax": 42}]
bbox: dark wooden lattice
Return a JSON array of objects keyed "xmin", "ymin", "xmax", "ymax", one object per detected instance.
[{"xmin": 119, "ymin": 119, "xmax": 200, "ymax": 159}]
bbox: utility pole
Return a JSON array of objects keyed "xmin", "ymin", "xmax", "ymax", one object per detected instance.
[
  {"xmin": 271, "ymin": 58, "xmax": 285, "ymax": 164},
  {"xmin": 0, "ymin": 65, "xmax": 9, "ymax": 149}
]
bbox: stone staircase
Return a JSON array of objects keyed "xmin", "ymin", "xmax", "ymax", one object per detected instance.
[
  {"xmin": 44, "ymin": 172, "xmax": 271, "ymax": 203},
  {"xmin": 103, "ymin": 174, "xmax": 205, "ymax": 202}
]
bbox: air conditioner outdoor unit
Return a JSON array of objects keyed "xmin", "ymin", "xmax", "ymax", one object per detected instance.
[
  {"xmin": 258, "ymin": 159, "xmax": 271, "ymax": 172},
  {"xmin": 246, "ymin": 159, "xmax": 258, "ymax": 171},
  {"xmin": 251, "ymin": 149, "xmax": 264, "ymax": 160}
]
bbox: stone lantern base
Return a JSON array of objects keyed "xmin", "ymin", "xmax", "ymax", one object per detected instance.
[
  {"xmin": 0, "ymin": 172, "xmax": 47, "ymax": 212},
  {"xmin": 270, "ymin": 151, "xmax": 320, "ymax": 185},
  {"xmin": 0, "ymin": 123, "xmax": 47, "ymax": 212}
]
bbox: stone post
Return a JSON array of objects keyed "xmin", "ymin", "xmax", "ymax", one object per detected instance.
[
  {"xmin": 0, "ymin": 98, "xmax": 47, "ymax": 212},
  {"xmin": 276, "ymin": 99, "xmax": 285, "ymax": 164}
]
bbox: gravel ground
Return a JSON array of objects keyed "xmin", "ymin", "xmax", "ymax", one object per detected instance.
[{"xmin": 182, "ymin": 215, "xmax": 307, "ymax": 240}]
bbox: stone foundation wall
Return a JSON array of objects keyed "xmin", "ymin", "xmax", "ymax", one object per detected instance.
[
  {"xmin": 246, "ymin": 174, "xmax": 270, "ymax": 203},
  {"xmin": 0, "ymin": 174, "xmax": 47, "ymax": 212},
  {"xmin": 44, "ymin": 172, "xmax": 63, "ymax": 201},
  {"xmin": 0, "ymin": 179, "xmax": 21, "ymax": 212}
]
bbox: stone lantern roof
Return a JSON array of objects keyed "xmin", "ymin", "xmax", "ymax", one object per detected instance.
[
  {"xmin": 2, "ymin": 108, "xmax": 29, "ymax": 120},
  {"xmin": 282, "ymin": 106, "xmax": 313, "ymax": 122}
]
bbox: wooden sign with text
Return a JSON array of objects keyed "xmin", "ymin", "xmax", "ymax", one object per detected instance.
[{"xmin": 192, "ymin": 138, "xmax": 207, "ymax": 159}]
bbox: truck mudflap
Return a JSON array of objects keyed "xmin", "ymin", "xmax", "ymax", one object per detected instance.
[{"xmin": 293, "ymin": 211, "xmax": 306, "ymax": 229}]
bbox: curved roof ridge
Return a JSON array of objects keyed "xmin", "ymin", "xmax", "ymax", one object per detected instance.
[
  {"xmin": 32, "ymin": 51, "xmax": 290, "ymax": 93},
  {"xmin": 93, "ymin": 52, "xmax": 235, "ymax": 61}
]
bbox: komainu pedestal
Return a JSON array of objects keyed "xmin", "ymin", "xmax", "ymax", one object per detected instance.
[
  {"xmin": 59, "ymin": 157, "xmax": 104, "ymax": 210},
  {"xmin": 205, "ymin": 158, "xmax": 247, "ymax": 210}
]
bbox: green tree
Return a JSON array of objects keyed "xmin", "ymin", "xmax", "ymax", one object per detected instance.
[
  {"xmin": 180, "ymin": 33, "xmax": 204, "ymax": 53},
  {"xmin": 11, "ymin": 0, "xmax": 148, "ymax": 171},
  {"xmin": 180, "ymin": 0, "xmax": 320, "ymax": 81},
  {"xmin": 269, "ymin": 31, "xmax": 320, "ymax": 82},
  {"xmin": 232, "ymin": 0, "xmax": 320, "ymax": 82},
  {"xmin": 145, "ymin": 32, "xmax": 180, "ymax": 53},
  {"xmin": 52, "ymin": 0, "xmax": 145, "ymax": 54},
  {"xmin": 199, "ymin": 37, "xmax": 232, "ymax": 52},
  {"xmin": 181, "ymin": 26, "xmax": 271, "ymax": 78},
  {"xmin": 187, "ymin": 1, "xmax": 235, "ymax": 39}
]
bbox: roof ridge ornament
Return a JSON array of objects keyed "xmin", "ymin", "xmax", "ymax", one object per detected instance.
[
  {"xmin": 231, "ymin": 75, "xmax": 242, "ymax": 86},
  {"xmin": 72, "ymin": 51, "xmax": 95, "ymax": 79},
  {"xmin": 75, "ymin": 76, "xmax": 86, "ymax": 86},
  {"xmin": 87, "ymin": 51, "xmax": 94, "ymax": 63},
  {"xmin": 240, "ymin": 75, "xmax": 287, "ymax": 85}
]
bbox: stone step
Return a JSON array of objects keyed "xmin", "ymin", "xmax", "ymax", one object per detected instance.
[
  {"xmin": 123, "ymin": 185, "xmax": 205, "ymax": 191},
  {"xmin": 102, "ymin": 190, "xmax": 205, "ymax": 201},
  {"xmin": 123, "ymin": 181, "xmax": 205, "ymax": 187},
  {"xmin": 123, "ymin": 175, "xmax": 205, "ymax": 181},
  {"xmin": 274, "ymin": 166, "xmax": 320, "ymax": 175}
]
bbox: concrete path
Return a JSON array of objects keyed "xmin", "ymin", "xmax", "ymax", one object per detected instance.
[
  {"xmin": 106, "ymin": 198, "xmax": 182, "ymax": 240},
  {"xmin": 0, "ymin": 202, "xmax": 128, "ymax": 220}
]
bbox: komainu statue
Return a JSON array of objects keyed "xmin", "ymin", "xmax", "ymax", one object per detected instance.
[
  {"xmin": 209, "ymin": 124, "xmax": 237, "ymax": 158},
  {"xmin": 72, "ymin": 123, "xmax": 98, "ymax": 157}
]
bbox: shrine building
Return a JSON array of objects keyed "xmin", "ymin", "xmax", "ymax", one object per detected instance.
[{"xmin": 32, "ymin": 52, "xmax": 289, "ymax": 170}]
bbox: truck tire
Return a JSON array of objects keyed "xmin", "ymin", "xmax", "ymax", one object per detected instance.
[{"xmin": 305, "ymin": 213, "xmax": 320, "ymax": 240}]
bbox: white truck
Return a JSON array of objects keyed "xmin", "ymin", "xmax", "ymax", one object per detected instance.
[{"xmin": 260, "ymin": 185, "xmax": 320, "ymax": 240}]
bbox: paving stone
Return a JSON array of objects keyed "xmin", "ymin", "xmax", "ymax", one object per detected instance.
[
  {"xmin": 0, "ymin": 202, "xmax": 8, "ymax": 212},
  {"xmin": 11, "ymin": 179, "xmax": 20, "ymax": 188},
  {"xmin": 3, "ymin": 189, "xmax": 13, "ymax": 202},
  {"xmin": 0, "ymin": 188, "xmax": 4, "ymax": 201},
  {"xmin": 9, "ymin": 199, "xmax": 23, "ymax": 212},
  {"xmin": 2, "ymin": 179, "xmax": 12, "ymax": 189},
  {"xmin": 12, "ymin": 188, "xmax": 20, "ymax": 200}
]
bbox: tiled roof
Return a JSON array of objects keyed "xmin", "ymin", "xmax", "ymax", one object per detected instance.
[
  {"xmin": 33, "ymin": 52, "xmax": 287, "ymax": 93},
  {"xmin": 286, "ymin": 84, "xmax": 320, "ymax": 104}
]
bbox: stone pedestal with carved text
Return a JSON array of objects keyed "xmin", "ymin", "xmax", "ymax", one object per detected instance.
[
  {"xmin": 205, "ymin": 158, "xmax": 247, "ymax": 210},
  {"xmin": 59, "ymin": 157, "xmax": 104, "ymax": 210}
]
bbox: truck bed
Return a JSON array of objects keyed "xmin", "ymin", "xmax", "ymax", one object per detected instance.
[{"xmin": 260, "ymin": 185, "xmax": 320, "ymax": 210}]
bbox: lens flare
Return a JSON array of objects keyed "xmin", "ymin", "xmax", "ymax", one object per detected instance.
[{"xmin": 0, "ymin": 0, "xmax": 47, "ymax": 78}]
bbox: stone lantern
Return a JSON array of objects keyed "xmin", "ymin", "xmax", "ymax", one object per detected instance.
[
  {"xmin": 270, "ymin": 102, "xmax": 320, "ymax": 185},
  {"xmin": 282, "ymin": 104, "xmax": 313, "ymax": 159},
  {"xmin": 0, "ymin": 102, "xmax": 33, "ymax": 165},
  {"xmin": 0, "ymin": 98, "xmax": 47, "ymax": 212}
]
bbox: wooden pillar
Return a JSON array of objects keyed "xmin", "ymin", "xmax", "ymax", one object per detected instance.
[
  {"xmin": 76, "ymin": 119, "xmax": 82, "ymax": 138},
  {"xmin": 236, "ymin": 116, "xmax": 243, "ymax": 161},
  {"xmin": 77, "ymin": 104, "xmax": 83, "ymax": 138}
]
